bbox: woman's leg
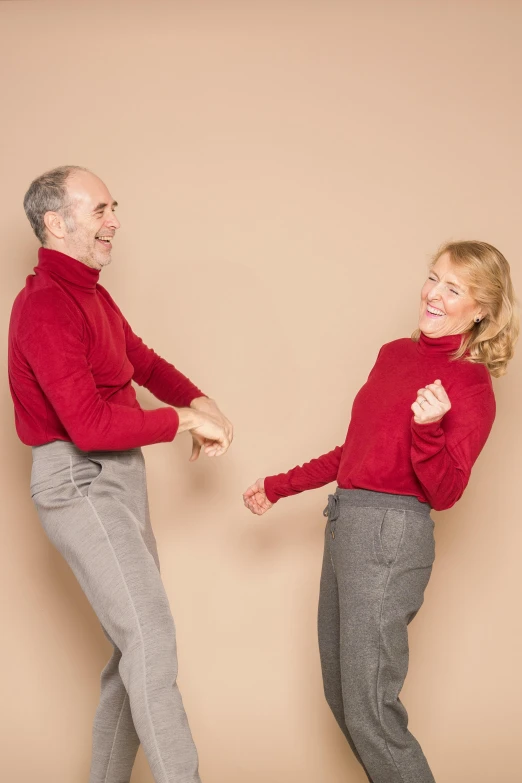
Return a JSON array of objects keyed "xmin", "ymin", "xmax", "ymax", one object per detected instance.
[
  {"xmin": 318, "ymin": 518, "xmax": 373, "ymax": 781},
  {"xmin": 331, "ymin": 497, "xmax": 436, "ymax": 783}
]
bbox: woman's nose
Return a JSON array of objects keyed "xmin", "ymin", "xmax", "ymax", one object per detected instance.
[{"xmin": 427, "ymin": 282, "xmax": 443, "ymax": 300}]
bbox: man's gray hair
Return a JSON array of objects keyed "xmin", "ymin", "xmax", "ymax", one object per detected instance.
[{"xmin": 23, "ymin": 165, "xmax": 88, "ymax": 245}]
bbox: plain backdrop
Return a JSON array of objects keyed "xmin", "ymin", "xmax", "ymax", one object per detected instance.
[{"xmin": 1, "ymin": 2, "xmax": 521, "ymax": 782}]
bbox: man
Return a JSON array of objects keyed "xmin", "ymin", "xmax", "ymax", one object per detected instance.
[{"xmin": 8, "ymin": 166, "xmax": 233, "ymax": 783}]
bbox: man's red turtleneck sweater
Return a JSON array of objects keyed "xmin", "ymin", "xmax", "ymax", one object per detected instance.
[
  {"xmin": 8, "ymin": 248, "xmax": 204, "ymax": 451},
  {"xmin": 264, "ymin": 334, "xmax": 496, "ymax": 511}
]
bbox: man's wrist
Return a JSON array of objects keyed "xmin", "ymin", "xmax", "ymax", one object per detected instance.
[
  {"xmin": 190, "ymin": 395, "xmax": 213, "ymax": 410},
  {"xmin": 175, "ymin": 407, "xmax": 202, "ymax": 433}
]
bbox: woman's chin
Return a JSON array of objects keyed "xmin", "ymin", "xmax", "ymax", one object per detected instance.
[{"xmin": 418, "ymin": 318, "xmax": 443, "ymax": 337}]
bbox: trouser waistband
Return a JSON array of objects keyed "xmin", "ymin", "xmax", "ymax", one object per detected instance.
[{"xmin": 323, "ymin": 488, "xmax": 431, "ymax": 522}]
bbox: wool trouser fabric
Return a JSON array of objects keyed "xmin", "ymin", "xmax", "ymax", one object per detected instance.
[
  {"xmin": 30, "ymin": 441, "xmax": 201, "ymax": 783},
  {"xmin": 319, "ymin": 488, "xmax": 436, "ymax": 783}
]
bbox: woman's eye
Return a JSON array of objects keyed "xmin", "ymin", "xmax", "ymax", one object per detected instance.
[
  {"xmin": 450, "ymin": 289, "xmax": 459, "ymax": 296},
  {"xmin": 428, "ymin": 276, "xmax": 437, "ymax": 282}
]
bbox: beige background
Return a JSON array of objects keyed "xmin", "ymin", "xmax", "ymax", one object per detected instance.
[{"xmin": 1, "ymin": 1, "xmax": 521, "ymax": 782}]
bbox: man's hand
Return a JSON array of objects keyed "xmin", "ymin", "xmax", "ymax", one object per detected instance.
[
  {"xmin": 189, "ymin": 397, "xmax": 234, "ymax": 460},
  {"xmin": 243, "ymin": 478, "xmax": 274, "ymax": 516},
  {"xmin": 411, "ymin": 379, "xmax": 451, "ymax": 424},
  {"xmin": 189, "ymin": 433, "xmax": 211, "ymax": 462},
  {"xmin": 175, "ymin": 405, "xmax": 232, "ymax": 458}
]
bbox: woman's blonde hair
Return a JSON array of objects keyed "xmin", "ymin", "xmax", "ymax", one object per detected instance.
[{"xmin": 413, "ymin": 240, "xmax": 519, "ymax": 377}]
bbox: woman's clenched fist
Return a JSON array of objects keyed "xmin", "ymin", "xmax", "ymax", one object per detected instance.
[{"xmin": 411, "ymin": 379, "xmax": 451, "ymax": 424}]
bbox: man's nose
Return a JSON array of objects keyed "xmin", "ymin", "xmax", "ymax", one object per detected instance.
[{"xmin": 106, "ymin": 212, "xmax": 121, "ymax": 230}]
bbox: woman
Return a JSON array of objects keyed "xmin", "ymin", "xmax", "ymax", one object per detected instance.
[{"xmin": 243, "ymin": 241, "xmax": 518, "ymax": 783}]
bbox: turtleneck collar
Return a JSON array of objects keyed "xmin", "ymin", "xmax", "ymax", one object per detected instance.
[
  {"xmin": 417, "ymin": 331, "xmax": 464, "ymax": 356},
  {"xmin": 36, "ymin": 248, "xmax": 100, "ymax": 290}
]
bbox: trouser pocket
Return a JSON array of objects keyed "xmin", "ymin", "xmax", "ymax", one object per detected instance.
[{"xmin": 374, "ymin": 509, "xmax": 406, "ymax": 567}]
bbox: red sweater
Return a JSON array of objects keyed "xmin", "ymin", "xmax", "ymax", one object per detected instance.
[
  {"xmin": 264, "ymin": 334, "xmax": 495, "ymax": 511},
  {"xmin": 8, "ymin": 249, "xmax": 204, "ymax": 451}
]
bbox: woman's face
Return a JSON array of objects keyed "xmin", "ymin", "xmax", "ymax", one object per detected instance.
[{"xmin": 418, "ymin": 252, "xmax": 484, "ymax": 338}]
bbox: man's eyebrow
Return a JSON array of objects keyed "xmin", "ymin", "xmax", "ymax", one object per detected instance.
[{"xmin": 92, "ymin": 200, "xmax": 118, "ymax": 212}]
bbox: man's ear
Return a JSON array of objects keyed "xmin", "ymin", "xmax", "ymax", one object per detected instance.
[{"xmin": 43, "ymin": 211, "xmax": 67, "ymax": 240}]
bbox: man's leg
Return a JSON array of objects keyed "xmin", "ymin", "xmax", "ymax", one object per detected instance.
[
  {"xmin": 90, "ymin": 630, "xmax": 140, "ymax": 783},
  {"xmin": 32, "ymin": 443, "xmax": 201, "ymax": 783},
  {"xmin": 90, "ymin": 466, "xmax": 164, "ymax": 783}
]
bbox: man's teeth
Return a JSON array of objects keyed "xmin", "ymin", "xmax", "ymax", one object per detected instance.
[{"xmin": 427, "ymin": 305, "xmax": 445, "ymax": 316}]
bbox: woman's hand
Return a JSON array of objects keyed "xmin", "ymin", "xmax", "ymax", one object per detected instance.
[
  {"xmin": 411, "ymin": 379, "xmax": 451, "ymax": 424},
  {"xmin": 243, "ymin": 478, "xmax": 273, "ymax": 516}
]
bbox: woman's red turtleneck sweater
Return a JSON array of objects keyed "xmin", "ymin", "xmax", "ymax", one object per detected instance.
[
  {"xmin": 8, "ymin": 248, "xmax": 204, "ymax": 451},
  {"xmin": 264, "ymin": 333, "xmax": 495, "ymax": 511}
]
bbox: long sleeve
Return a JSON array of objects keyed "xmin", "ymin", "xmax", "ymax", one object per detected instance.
[
  {"xmin": 99, "ymin": 287, "xmax": 205, "ymax": 407},
  {"xmin": 410, "ymin": 383, "xmax": 495, "ymax": 510},
  {"xmin": 264, "ymin": 445, "xmax": 343, "ymax": 504},
  {"xmin": 18, "ymin": 291, "xmax": 180, "ymax": 451}
]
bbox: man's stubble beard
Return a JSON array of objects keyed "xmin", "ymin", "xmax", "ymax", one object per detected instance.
[{"xmin": 65, "ymin": 223, "xmax": 112, "ymax": 270}]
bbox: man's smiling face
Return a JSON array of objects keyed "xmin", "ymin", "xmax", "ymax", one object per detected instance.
[{"xmin": 58, "ymin": 170, "xmax": 120, "ymax": 270}]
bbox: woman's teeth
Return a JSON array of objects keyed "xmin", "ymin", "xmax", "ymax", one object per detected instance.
[{"xmin": 427, "ymin": 305, "xmax": 444, "ymax": 316}]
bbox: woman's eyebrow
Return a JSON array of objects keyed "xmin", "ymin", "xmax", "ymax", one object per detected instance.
[
  {"xmin": 447, "ymin": 279, "xmax": 466, "ymax": 291},
  {"xmin": 430, "ymin": 270, "xmax": 466, "ymax": 291}
]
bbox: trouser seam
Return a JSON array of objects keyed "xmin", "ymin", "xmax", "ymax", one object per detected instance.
[
  {"xmin": 376, "ymin": 563, "xmax": 406, "ymax": 783},
  {"xmin": 104, "ymin": 693, "xmax": 129, "ymax": 783},
  {"xmin": 69, "ymin": 457, "xmax": 171, "ymax": 783}
]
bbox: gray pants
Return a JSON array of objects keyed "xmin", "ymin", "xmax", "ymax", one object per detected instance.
[
  {"xmin": 30, "ymin": 441, "xmax": 201, "ymax": 783},
  {"xmin": 319, "ymin": 488, "xmax": 436, "ymax": 783}
]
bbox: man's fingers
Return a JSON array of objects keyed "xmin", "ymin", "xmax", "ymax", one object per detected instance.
[
  {"xmin": 203, "ymin": 435, "xmax": 230, "ymax": 456},
  {"xmin": 189, "ymin": 440, "xmax": 201, "ymax": 462},
  {"xmin": 205, "ymin": 445, "xmax": 226, "ymax": 458}
]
